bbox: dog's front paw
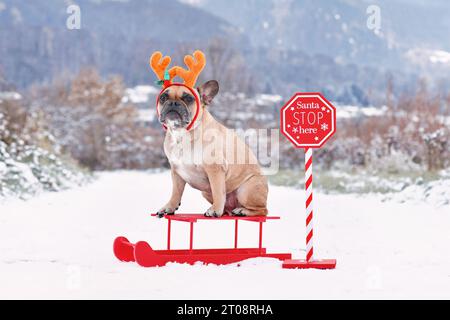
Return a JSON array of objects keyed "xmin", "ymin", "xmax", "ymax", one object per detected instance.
[
  {"xmin": 156, "ymin": 202, "xmax": 180, "ymax": 218},
  {"xmin": 231, "ymin": 208, "xmax": 247, "ymax": 217},
  {"xmin": 204, "ymin": 207, "xmax": 223, "ymax": 218}
]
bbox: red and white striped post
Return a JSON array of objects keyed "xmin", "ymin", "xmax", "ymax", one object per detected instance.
[
  {"xmin": 281, "ymin": 92, "xmax": 337, "ymax": 269},
  {"xmin": 304, "ymin": 147, "xmax": 314, "ymax": 262}
]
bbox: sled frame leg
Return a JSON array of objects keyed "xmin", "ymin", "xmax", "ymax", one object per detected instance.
[
  {"xmin": 189, "ymin": 221, "xmax": 194, "ymax": 253},
  {"xmin": 259, "ymin": 221, "xmax": 263, "ymax": 254},
  {"xmin": 167, "ymin": 218, "xmax": 171, "ymax": 250},
  {"xmin": 167, "ymin": 218, "xmax": 195, "ymax": 253},
  {"xmin": 234, "ymin": 220, "xmax": 238, "ymax": 248}
]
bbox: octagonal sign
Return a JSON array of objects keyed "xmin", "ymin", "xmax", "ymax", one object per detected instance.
[{"xmin": 280, "ymin": 92, "xmax": 336, "ymax": 148}]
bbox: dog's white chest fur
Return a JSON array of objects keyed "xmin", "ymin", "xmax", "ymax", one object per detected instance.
[{"xmin": 164, "ymin": 130, "xmax": 211, "ymax": 192}]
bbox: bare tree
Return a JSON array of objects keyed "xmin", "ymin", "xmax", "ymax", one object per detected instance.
[{"xmin": 173, "ymin": 37, "xmax": 256, "ymax": 94}]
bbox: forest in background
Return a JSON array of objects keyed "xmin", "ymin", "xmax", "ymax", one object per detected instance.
[
  {"xmin": 2, "ymin": 62, "xmax": 449, "ymax": 178},
  {"xmin": 1, "ymin": 0, "xmax": 450, "ymax": 198}
]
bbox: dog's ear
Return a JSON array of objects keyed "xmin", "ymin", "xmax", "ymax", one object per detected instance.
[{"xmin": 198, "ymin": 80, "xmax": 219, "ymax": 106}]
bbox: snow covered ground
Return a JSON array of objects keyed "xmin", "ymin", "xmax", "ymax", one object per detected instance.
[{"xmin": 0, "ymin": 170, "xmax": 449, "ymax": 299}]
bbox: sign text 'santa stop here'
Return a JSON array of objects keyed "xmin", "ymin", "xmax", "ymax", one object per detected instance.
[{"xmin": 281, "ymin": 93, "xmax": 336, "ymax": 148}]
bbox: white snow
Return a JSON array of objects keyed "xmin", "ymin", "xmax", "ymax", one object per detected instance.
[
  {"xmin": 429, "ymin": 50, "xmax": 450, "ymax": 64},
  {"xmin": 178, "ymin": 0, "xmax": 205, "ymax": 7},
  {"xmin": 406, "ymin": 48, "xmax": 450, "ymax": 66},
  {"xmin": 0, "ymin": 170, "xmax": 449, "ymax": 299},
  {"xmin": 386, "ymin": 178, "xmax": 450, "ymax": 207},
  {"xmin": 0, "ymin": 91, "xmax": 22, "ymax": 102},
  {"xmin": 122, "ymin": 85, "xmax": 159, "ymax": 104},
  {"xmin": 336, "ymin": 104, "xmax": 387, "ymax": 119},
  {"xmin": 255, "ymin": 94, "xmax": 283, "ymax": 106},
  {"xmin": 138, "ymin": 109, "xmax": 156, "ymax": 123}
]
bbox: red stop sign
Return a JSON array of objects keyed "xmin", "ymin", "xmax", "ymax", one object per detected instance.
[{"xmin": 280, "ymin": 92, "xmax": 336, "ymax": 148}]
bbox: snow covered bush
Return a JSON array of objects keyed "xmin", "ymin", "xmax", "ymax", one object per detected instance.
[
  {"xmin": 0, "ymin": 140, "xmax": 87, "ymax": 199},
  {"xmin": 421, "ymin": 128, "xmax": 448, "ymax": 171},
  {"xmin": 30, "ymin": 69, "xmax": 166, "ymax": 170},
  {"xmin": 0, "ymin": 102, "xmax": 87, "ymax": 199}
]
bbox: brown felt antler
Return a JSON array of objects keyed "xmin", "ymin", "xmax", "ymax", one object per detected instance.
[{"xmin": 170, "ymin": 50, "xmax": 206, "ymax": 88}]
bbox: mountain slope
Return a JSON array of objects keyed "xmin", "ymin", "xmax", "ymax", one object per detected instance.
[
  {"xmin": 196, "ymin": 0, "xmax": 450, "ymax": 71},
  {"xmin": 0, "ymin": 0, "xmax": 240, "ymax": 87}
]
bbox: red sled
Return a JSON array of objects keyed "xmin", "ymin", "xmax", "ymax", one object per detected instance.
[{"xmin": 113, "ymin": 213, "xmax": 292, "ymax": 267}]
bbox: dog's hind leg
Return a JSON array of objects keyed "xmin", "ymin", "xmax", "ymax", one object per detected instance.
[
  {"xmin": 223, "ymin": 191, "xmax": 239, "ymax": 215},
  {"xmin": 233, "ymin": 175, "xmax": 268, "ymax": 217}
]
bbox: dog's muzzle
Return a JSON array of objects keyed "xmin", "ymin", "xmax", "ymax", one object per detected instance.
[{"xmin": 159, "ymin": 100, "xmax": 191, "ymax": 128}]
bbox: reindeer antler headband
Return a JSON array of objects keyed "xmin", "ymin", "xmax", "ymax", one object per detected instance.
[
  {"xmin": 149, "ymin": 50, "xmax": 206, "ymax": 89},
  {"xmin": 149, "ymin": 50, "xmax": 206, "ymax": 131}
]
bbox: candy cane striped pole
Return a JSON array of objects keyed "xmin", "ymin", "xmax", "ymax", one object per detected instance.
[
  {"xmin": 283, "ymin": 145, "xmax": 336, "ymax": 269},
  {"xmin": 304, "ymin": 147, "xmax": 314, "ymax": 262}
]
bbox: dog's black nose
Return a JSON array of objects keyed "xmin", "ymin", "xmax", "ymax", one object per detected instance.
[{"xmin": 168, "ymin": 101, "xmax": 181, "ymax": 107}]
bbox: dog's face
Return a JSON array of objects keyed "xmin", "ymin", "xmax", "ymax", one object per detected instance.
[
  {"xmin": 157, "ymin": 80, "xmax": 219, "ymax": 129},
  {"xmin": 157, "ymin": 85, "xmax": 196, "ymax": 129}
]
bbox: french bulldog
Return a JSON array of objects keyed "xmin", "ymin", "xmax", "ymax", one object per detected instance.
[
  {"xmin": 151, "ymin": 51, "xmax": 268, "ymax": 218},
  {"xmin": 156, "ymin": 80, "xmax": 268, "ymax": 218}
]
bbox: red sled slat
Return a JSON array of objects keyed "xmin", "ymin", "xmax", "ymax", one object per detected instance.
[{"xmin": 133, "ymin": 240, "xmax": 291, "ymax": 267}]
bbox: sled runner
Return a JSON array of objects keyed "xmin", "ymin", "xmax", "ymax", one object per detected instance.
[{"xmin": 113, "ymin": 213, "xmax": 292, "ymax": 267}]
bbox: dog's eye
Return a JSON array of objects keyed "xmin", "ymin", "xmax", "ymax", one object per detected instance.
[
  {"xmin": 159, "ymin": 92, "xmax": 169, "ymax": 103},
  {"xmin": 181, "ymin": 93, "xmax": 194, "ymax": 104}
]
